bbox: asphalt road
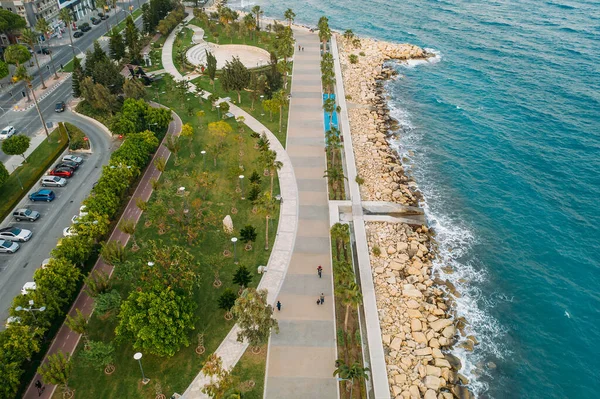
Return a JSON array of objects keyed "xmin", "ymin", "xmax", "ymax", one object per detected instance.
[
  {"xmin": 0, "ymin": 0, "xmax": 147, "ymax": 120},
  {"xmin": 0, "ymin": 111, "xmax": 112, "ymax": 323}
]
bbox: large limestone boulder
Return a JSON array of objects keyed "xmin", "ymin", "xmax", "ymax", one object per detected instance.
[{"xmin": 223, "ymin": 215, "xmax": 234, "ymax": 234}]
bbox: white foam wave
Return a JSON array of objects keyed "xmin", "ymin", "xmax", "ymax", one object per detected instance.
[
  {"xmin": 395, "ymin": 47, "xmax": 443, "ymax": 69},
  {"xmin": 384, "ymin": 93, "xmax": 510, "ymax": 398}
]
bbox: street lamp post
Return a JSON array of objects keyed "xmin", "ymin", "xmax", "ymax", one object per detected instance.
[
  {"xmin": 147, "ymin": 122, "xmax": 158, "ymax": 131},
  {"xmin": 239, "ymin": 175, "xmax": 245, "ymax": 199},
  {"xmin": 133, "ymin": 352, "xmax": 150, "ymax": 384},
  {"xmin": 201, "ymin": 150, "xmax": 206, "ymax": 169},
  {"xmin": 15, "ymin": 300, "xmax": 46, "ymax": 323},
  {"xmin": 231, "ymin": 237, "xmax": 238, "ymax": 264},
  {"xmin": 260, "ymin": 95, "xmax": 265, "ymax": 116}
]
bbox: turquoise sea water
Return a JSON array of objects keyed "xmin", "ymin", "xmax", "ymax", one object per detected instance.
[{"xmin": 236, "ymin": 0, "xmax": 600, "ymax": 397}]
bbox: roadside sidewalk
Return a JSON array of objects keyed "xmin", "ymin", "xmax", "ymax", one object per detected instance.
[{"xmin": 1, "ymin": 129, "xmax": 48, "ymax": 173}]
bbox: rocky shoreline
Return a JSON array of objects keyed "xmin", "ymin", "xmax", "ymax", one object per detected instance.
[{"xmin": 337, "ymin": 35, "xmax": 475, "ymax": 399}]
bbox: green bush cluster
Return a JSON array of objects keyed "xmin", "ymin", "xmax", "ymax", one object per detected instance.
[
  {"xmin": 64, "ymin": 122, "xmax": 90, "ymax": 151},
  {"xmin": 0, "ymin": 122, "xmax": 163, "ymax": 398}
]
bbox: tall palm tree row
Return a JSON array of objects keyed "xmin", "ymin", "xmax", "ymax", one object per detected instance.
[
  {"xmin": 35, "ymin": 17, "xmax": 59, "ymax": 79},
  {"xmin": 20, "ymin": 28, "xmax": 46, "ymax": 90},
  {"xmin": 59, "ymin": 8, "xmax": 75, "ymax": 57}
]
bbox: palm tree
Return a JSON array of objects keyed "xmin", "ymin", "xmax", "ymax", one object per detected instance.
[
  {"xmin": 333, "ymin": 360, "xmax": 370, "ymax": 399},
  {"xmin": 20, "ymin": 29, "xmax": 46, "ymax": 89},
  {"xmin": 284, "ymin": 8, "xmax": 296, "ymax": 27},
  {"xmin": 330, "ymin": 222, "xmax": 350, "ymax": 262},
  {"xmin": 59, "ymin": 8, "xmax": 75, "ymax": 57},
  {"xmin": 326, "ymin": 127, "xmax": 342, "ymax": 168},
  {"xmin": 251, "ymin": 5, "xmax": 263, "ymax": 32},
  {"xmin": 4, "ymin": 44, "xmax": 31, "ymax": 101},
  {"xmin": 261, "ymin": 149, "xmax": 282, "ymax": 196},
  {"xmin": 338, "ymin": 282, "xmax": 362, "ymax": 332},
  {"xmin": 273, "ymin": 89, "xmax": 289, "ymax": 133},
  {"xmin": 118, "ymin": 218, "xmax": 138, "ymax": 250},
  {"xmin": 324, "ymin": 167, "xmax": 347, "ymax": 200},
  {"xmin": 257, "ymin": 192, "xmax": 276, "ymax": 251},
  {"xmin": 318, "ymin": 16, "xmax": 331, "ymax": 53},
  {"xmin": 323, "ymin": 97, "xmax": 336, "ymax": 125},
  {"xmin": 243, "ymin": 13, "xmax": 256, "ymax": 42},
  {"xmin": 35, "ymin": 18, "xmax": 59, "ymax": 80},
  {"xmin": 343, "ymin": 29, "xmax": 355, "ymax": 42}
]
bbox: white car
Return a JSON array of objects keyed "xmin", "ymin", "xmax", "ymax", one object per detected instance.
[
  {"xmin": 0, "ymin": 239, "xmax": 20, "ymax": 253},
  {"xmin": 0, "ymin": 227, "xmax": 32, "ymax": 242},
  {"xmin": 5, "ymin": 316, "xmax": 22, "ymax": 327},
  {"xmin": 0, "ymin": 126, "xmax": 16, "ymax": 140},
  {"xmin": 79, "ymin": 205, "xmax": 88, "ymax": 217},
  {"xmin": 71, "ymin": 215, "xmax": 80, "ymax": 224},
  {"xmin": 21, "ymin": 282, "xmax": 36, "ymax": 295},
  {"xmin": 41, "ymin": 258, "xmax": 52, "ymax": 269},
  {"xmin": 63, "ymin": 155, "xmax": 83, "ymax": 165},
  {"xmin": 63, "ymin": 226, "xmax": 78, "ymax": 237}
]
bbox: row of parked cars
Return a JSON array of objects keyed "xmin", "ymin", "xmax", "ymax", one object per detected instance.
[
  {"xmin": 0, "ymin": 155, "xmax": 84, "ymax": 255},
  {"xmin": 73, "ymin": 12, "xmax": 108, "ymax": 38}
]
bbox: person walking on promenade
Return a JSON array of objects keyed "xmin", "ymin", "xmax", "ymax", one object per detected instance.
[
  {"xmin": 317, "ymin": 265, "xmax": 323, "ymax": 278},
  {"xmin": 320, "ymin": 293, "xmax": 325, "ymax": 305},
  {"xmin": 317, "ymin": 298, "xmax": 321, "ymax": 305},
  {"xmin": 276, "ymin": 300, "xmax": 282, "ymax": 311}
]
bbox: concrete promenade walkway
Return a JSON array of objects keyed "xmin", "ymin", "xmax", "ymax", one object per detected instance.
[{"xmin": 263, "ymin": 28, "xmax": 339, "ymax": 399}]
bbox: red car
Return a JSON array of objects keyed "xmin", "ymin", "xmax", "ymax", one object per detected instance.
[{"xmin": 49, "ymin": 168, "xmax": 73, "ymax": 178}]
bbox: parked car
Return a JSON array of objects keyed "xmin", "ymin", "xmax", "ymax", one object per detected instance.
[
  {"xmin": 91, "ymin": 17, "xmax": 101, "ymax": 25},
  {"xmin": 41, "ymin": 258, "xmax": 52, "ymax": 269},
  {"xmin": 41, "ymin": 175, "xmax": 68, "ymax": 186},
  {"xmin": 98, "ymin": 13, "xmax": 108, "ymax": 20},
  {"xmin": 0, "ymin": 126, "xmax": 16, "ymax": 140},
  {"xmin": 63, "ymin": 155, "xmax": 84, "ymax": 165},
  {"xmin": 12, "ymin": 208, "xmax": 40, "ymax": 222},
  {"xmin": 55, "ymin": 101, "xmax": 65, "ymax": 112},
  {"xmin": 57, "ymin": 160, "xmax": 79, "ymax": 170},
  {"xmin": 0, "ymin": 227, "xmax": 32, "ymax": 242},
  {"xmin": 5, "ymin": 316, "xmax": 22, "ymax": 327},
  {"xmin": 21, "ymin": 282, "xmax": 36, "ymax": 295},
  {"xmin": 79, "ymin": 205, "xmax": 88, "ymax": 217},
  {"xmin": 80, "ymin": 23, "xmax": 91, "ymax": 32},
  {"xmin": 48, "ymin": 168, "xmax": 73, "ymax": 178},
  {"xmin": 0, "ymin": 239, "xmax": 20, "ymax": 253},
  {"xmin": 36, "ymin": 48, "xmax": 51, "ymax": 55},
  {"xmin": 63, "ymin": 226, "xmax": 77, "ymax": 237},
  {"xmin": 29, "ymin": 189, "xmax": 55, "ymax": 202},
  {"xmin": 73, "ymin": 31, "xmax": 84, "ymax": 38}
]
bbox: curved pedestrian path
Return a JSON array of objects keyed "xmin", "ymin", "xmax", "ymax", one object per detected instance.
[{"xmin": 22, "ymin": 107, "xmax": 183, "ymax": 399}]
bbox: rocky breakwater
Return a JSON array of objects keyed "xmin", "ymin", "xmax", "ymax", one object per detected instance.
[{"xmin": 337, "ymin": 35, "xmax": 474, "ymax": 398}]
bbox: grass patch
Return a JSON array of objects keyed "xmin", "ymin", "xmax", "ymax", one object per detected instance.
[
  {"xmin": 189, "ymin": 19, "xmax": 275, "ymax": 52},
  {"xmin": 229, "ymin": 345, "xmax": 267, "ymax": 398},
  {"xmin": 0, "ymin": 127, "xmax": 68, "ymax": 221},
  {"xmin": 191, "ymin": 74, "xmax": 290, "ymax": 146},
  {"xmin": 61, "ymin": 78, "xmax": 279, "ymax": 399}
]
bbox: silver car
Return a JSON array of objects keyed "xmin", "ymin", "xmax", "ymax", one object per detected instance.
[
  {"xmin": 41, "ymin": 176, "xmax": 67, "ymax": 187},
  {"xmin": 0, "ymin": 227, "xmax": 32, "ymax": 242},
  {"xmin": 0, "ymin": 239, "xmax": 19, "ymax": 253}
]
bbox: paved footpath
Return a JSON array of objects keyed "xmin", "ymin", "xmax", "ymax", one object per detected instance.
[
  {"xmin": 22, "ymin": 107, "xmax": 182, "ymax": 399},
  {"xmin": 263, "ymin": 28, "xmax": 339, "ymax": 399}
]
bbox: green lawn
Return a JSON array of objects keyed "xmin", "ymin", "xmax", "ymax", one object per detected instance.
[
  {"xmin": 60, "ymin": 78, "xmax": 278, "ymax": 399},
  {"xmin": 191, "ymin": 74, "xmax": 291, "ymax": 146},
  {"xmin": 0, "ymin": 127, "xmax": 68, "ymax": 221},
  {"xmin": 189, "ymin": 18, "xmax": 275, "ymax": 53},
  {"xmin": 229, "ymin": 345, "xmax": 267, "ymax": 398}
]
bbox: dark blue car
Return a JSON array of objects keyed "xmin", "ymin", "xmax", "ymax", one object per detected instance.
[{"xmin": 29, "ymin": 189, "xmax": 55, "ymax": 202}]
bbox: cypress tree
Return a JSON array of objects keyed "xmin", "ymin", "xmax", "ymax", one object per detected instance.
[{"xmin": 72, "ymin": 56, "xmax": 83, "ymax": 98}]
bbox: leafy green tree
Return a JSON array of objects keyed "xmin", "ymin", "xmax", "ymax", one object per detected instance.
[
  {"xmin": 91, "ymin": 57, "xmax": 124, "ymax": 94},
  {"xmin": 84, "ymin": 269, "xmax": 111, "ymax": 298},
  {"xmin": 243, "ymin": 13, "xmax": 256, "ymax": 41},
  {"xmin": 123, "ymin": 78, "xmax": 146, "ymax": 100},
  {"xmin": 34, "ymin": 258, "xmax": 81, "ymax": 308},
  {"xmin": 0, "ymin": 9, "xmax": 26, "ymax": 41},
  {"xmin": 284, "ymin": 8, "xmax": 295, "ymax": 27},
  {"xmin": 109, "ymin": 28, "xmax": 126, "ymax": 61},
  {"xmin": 201, "ymin": 354, "xmax": 233, "ymax": 398},
  {"xmin": 221, "ymin": 56, "xmax": 250, "ymax": 104},
  {"xmin": 80, "ymin": 77, "xmax": 117, "ymax": 114},
  {"xmin": 79, "ymin": 341, "xmax": 115, "ymax": 371},
  {"xmin": 2, "ymin": 132, "xmax": 30, "ymax": 160},
  {"xmin": 94, "ymin": 290, "xmax": 121, "ymax": 316},
  {"xmin": 0, "ymin": 359, "xmax": 23, "ymax": 399},
  {"xmin": 140, "ymin": 241, "xmax": 199, "ymax": 294},
  {"xmin": 35, "ymin": 17, "xmax": 59, "ymax": 79},
  {"xmin": 146, "ymin": 107, "xmax": 173, "ymax": 130},
  {"xmin": 218, "ymin": 289, "xmax": 238, "ymax": 318},
  {"xmin": 337, "ymin": 281, "xmax": 362, "ymax": 331},
  {"xmin": 72, "ymin": 56, "xmax": 83, "ymax": 97},
  {"xmin": 206, "ymin": 50, "xmax": 217, "ymax": 89},
  {"xmin": 232, "ymin": 265, "xmax": 252, "ymax": 291},
  {"xmin": 240, "ymin": 225, "xmax": 257, "ymax": 244},
  {"xmin": 38, "ymin": 350, "xmax": 73, "ymax": 395},
  {"xmin": 0, "ymin": 60, "xmax": 8, "ymax": 80},
  {"xmin": 323, "ymin": 97, "xmax": 336, "ymax": 124},
  {"xmin": 232, "ymin": 288, "xmax": 278, "ymax": 350},
  {"xmin": 51, "ymin": 235, "xmax": 94, "ymax": 267},
  {"xmin": 124, "ymin": 15, "xmax": 142, "ymax": 63},
  {"xmin": 180, "ymin": 123, "xmax": 194, "ymax": 145},
  {"xmin": 1, "ymin": 324, "xmax": 41, "ymax": 362},
  {"xmin": 273, "ymin": 90, "xmax": 289, "ymax": 133},
  {"xmin": 85, "ymin": 41, "xmax": 109, "ymax": 76},
  {"xmin": 163, "ymin": 134, "xmax": 181, "ymax": 162},
  {"xmin": 4, "ymin": 43, "xmax": 31, "ymax": 66},
  {"xmin": 20, "ymin": 28, "xmax": 46, "ymax": 89},
  {"xmin": 262, "ymin": 98, "xmax": 278, "ymax": 121},
  {"xmin": 0, "ymin": 163, "xmax": 9, "ymax": 186},
  {"xmin": 65, "ymin": 309, "xmax": 88, "ymax": 344},
  {"xmin": 261, "ymin": 149, "xmax": 282, "ymax": 196},
  {"xmin": 115, "ymin": 287, "xmax": 196, "ymax": 357}
]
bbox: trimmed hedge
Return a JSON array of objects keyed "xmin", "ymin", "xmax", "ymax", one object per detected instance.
[{"xmin": 0, "ymin": 116, "xmax": 169, "ymax": 398}]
